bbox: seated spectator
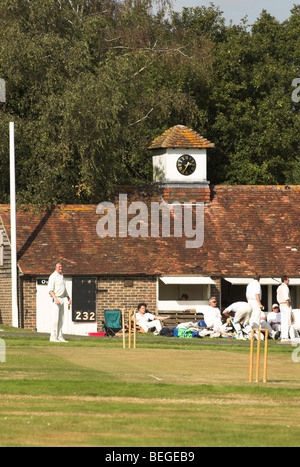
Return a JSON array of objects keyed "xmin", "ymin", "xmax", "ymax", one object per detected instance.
[
  {"xmin": 196, "ymin": 297, "xmax": 223, "ymax": 334},
  {"xmin": 180, "ymin": 293, "xmax": 189, "ymax": 301},
  {"xmin": 267, "ymin": 304, "xmax": 281, "ymax": 334},
  {"xmin": 135, "ymin": 303, "xmax": 170, "ymax": 336},
  {"xmin": 260, "ymin": 311, "xmax": 280, "ymax": 340}
]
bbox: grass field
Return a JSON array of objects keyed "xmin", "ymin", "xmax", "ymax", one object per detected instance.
[{"xmin": 0, "ymin": 327, "xmax": 299, "ymax": 447}]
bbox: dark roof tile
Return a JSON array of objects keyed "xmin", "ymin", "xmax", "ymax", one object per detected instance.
[{"xmin": 0, "ymin": 185, "xmax": 299, "ymax": 277}]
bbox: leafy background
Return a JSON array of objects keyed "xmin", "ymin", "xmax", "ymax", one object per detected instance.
[{"xmin": 0, "ymin": 0, "xmax": 299, "ymax": 206}]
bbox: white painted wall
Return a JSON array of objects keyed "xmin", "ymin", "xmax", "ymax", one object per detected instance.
[
  {"xmin": 36, "ymin": 278, "xmax": 97, "ymax": 336},
  {"xmin": 153, "ymin": 148, "xmax": 208, "ymax": 183}
]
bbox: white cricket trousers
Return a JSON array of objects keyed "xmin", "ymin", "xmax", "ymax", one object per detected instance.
[
  {"xmin": 50, "ymin": 298, "xmax": 65, "ymax": 341},
  {"xmin": 248, "ymin": 299, "xmax": 262, "ymax": 329},
  {"xmin": 279, "ymin": 304, "xmax": 292, "ymax": 341},
  {"xmin": 205, "ymin": 317, "xmax": 223, "ymax": 332},
  {"xmin": 139, "ymin": 320, "xmax": 162, "ymax": 334},
  {"xmin": 290, "ymin": 324, "xmax": 300, "ymax": 341},
  {"xmin": 235, "ymin": 303, "xmax": 252, "ymax": 325}
]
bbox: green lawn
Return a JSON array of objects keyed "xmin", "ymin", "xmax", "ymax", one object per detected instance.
[{"xmin": 0, "ymin": 327, "xmax": 299, "ymax": 447}]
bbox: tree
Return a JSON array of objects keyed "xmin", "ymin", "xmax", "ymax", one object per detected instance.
[
  {"xmin": 207, "ymin": 8, "xmax": 300, "ymax": 185},
  {"xmin": 0, "ymin": 0, "xmax": 214, "ymax": 205},
  {"xmin": 0, "ymin": 1, "xmax": 299, "ymax": 206}
]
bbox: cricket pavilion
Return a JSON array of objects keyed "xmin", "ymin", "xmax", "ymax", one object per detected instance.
[{"xmin": 0, "ymin": 125, "xmax": 299, "ymax": 335}]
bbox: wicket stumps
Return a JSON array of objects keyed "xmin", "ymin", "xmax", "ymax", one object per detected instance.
[
  {"xmin": 122, "ymin": 309, "xmax": 137, "ymax": 349},
  {"xmin": 249, "ymin": 328, "xmax": 268, "ymax": 383}
]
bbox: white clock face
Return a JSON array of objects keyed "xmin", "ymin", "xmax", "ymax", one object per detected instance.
[{"xmin": 176, "ymin": 154, "xmax": 196, "ymax": 176}]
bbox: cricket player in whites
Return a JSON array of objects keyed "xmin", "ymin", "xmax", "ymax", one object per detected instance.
[
  {"xmin": 246, "ymin": 274, "xmax": 264, "ymax": 329},
  {"xmin": 48, "ymin": 261, "xmax": 72, "ymax": 342},
  {"xmin": 277, "ymin": 275, "xmax": 292, "ymax": 342},
  {"xmin": 223, "ymin": 302, "xmax": 252, "ymax": 340}
]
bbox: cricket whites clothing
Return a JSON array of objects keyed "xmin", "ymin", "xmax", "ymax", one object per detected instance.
[
  {"xmin": 49, "ymin": 298, "xmax": 65, "ymax": 341},
  {"xmin": 246, "ymin": 280, "xmax": 262, "ymax": 328},
  {"xmin": 48, "ymin": 270, "xmax": 69, "ymax": 299},
  {"xmin": 267, "ymin": 311, "xmax": 281, "ymax": 332},
  {"xmin": 226, "ymin": 302, "xmax": 252, "ymax": 325},
  {"xmin": 48, "ymin": 270, "xmax": 69, "ymax": 342},
  {"xmin": 293, "ymin": 309, "xmax": 300, "ymax": 329},
  {"xmin": 290, "ymin": 309, "xmax": 300, "ymax": 341},
  {"xmin": 135, "ymin": 312, "xmax": 162, "ymax": 334},
  {"xmin": 277, "ymin": 283, "xmax": 292, "ymax": 341},
  {"xmin": 197, "ymin": 305, "xmax": 222, "ymax": 331},
  {"xmin": 277, "ymin": 283, "xmax": 291, "ymax": 304}
]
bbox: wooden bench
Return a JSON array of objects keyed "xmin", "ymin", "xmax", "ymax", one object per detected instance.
[{"xmin": 161, "ymin": 310, "xmax": 204, "ymax": 329}]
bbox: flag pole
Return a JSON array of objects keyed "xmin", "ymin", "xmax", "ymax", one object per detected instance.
[{"xmin": 10, "ymin": 122, "xmax": 18, "ymax": 328}]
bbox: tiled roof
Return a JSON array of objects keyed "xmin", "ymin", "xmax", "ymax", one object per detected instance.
[
  {"xmin": 0, "ymin": 185, "xmax": 299, "ymax": 277},
  {"xmin": 148, "ymin": 125, "xmax": 215, "ymax": 149}
]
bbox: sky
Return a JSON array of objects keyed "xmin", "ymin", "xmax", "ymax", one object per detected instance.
[{"xmin": 171, "ymin": 0, "xmax": 298, "ymax": 25}]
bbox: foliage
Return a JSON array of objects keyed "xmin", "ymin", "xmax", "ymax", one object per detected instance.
[
  {"xmin": 0, "ymin": 1, "xmax": 299, "ymax": 205},
  {"xmin": 208, "ymin": 7, "xmax": 300, "ymax": 185}
]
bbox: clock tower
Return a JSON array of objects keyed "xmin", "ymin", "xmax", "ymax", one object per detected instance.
[{"xmin": 148, "ymin": 125, "xmax": 214, "ymax": 187}]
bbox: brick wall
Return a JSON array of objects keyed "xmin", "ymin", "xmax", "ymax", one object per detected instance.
[
  {"xmin": 22, "ymin": 278, "xmax": 37, "ymax": 330},
  {"xmin": 0, "ymin": 220, "xmax": 12, "ymax": 325},
  {"xmin": 161, "ymin": 186, "xmax": 211, "ymax": 204},
  {"xmin": 0, "ymin": 277, "xmax": 12, "ymax": 325},
  {"xmin": 0, "ymin": 275, "xmax": 37, "ymax": 330},
  {"xmin": 97, "ymin": 276, "xmax": 157, "ymax": 330}
]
